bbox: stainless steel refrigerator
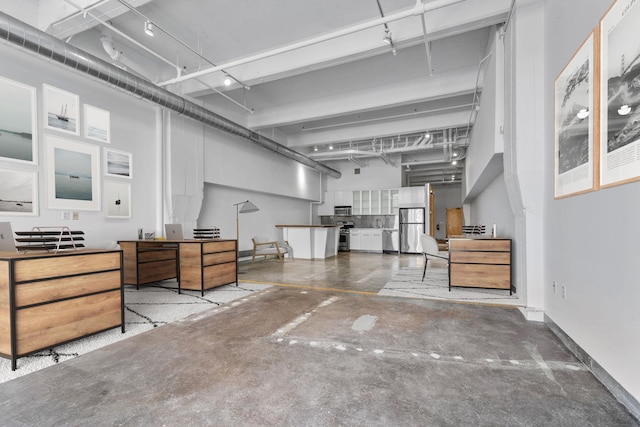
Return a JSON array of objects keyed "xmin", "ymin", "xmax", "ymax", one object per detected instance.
[{"xmin": 399, "ymin": 208, "xmax": 425, "ymax": 254}]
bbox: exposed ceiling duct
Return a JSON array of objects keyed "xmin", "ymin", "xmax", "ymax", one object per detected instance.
[{"xmin": 0, "ymin": 11, "xmax": 341, "ymax": 179}]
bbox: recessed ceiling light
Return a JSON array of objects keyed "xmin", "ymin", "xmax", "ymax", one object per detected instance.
[
  {"xmin": 224, "ymin": 77, "xmax": 231, "ymax": 86},
  {"xmin": 144, "ymin": 21, "xmax": 154, "ymax": 37}
]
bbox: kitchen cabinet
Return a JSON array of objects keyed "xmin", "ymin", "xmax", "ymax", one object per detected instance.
[
  {"xmin": 352, "ymin": 189, "xmax": 399, "ymax": 215},
  {"xmin": 398, "ymin": 186, "xmax": 426, "ymax": 207},
  {"xmin": 334, "ymin": 190, "xmax": 353, "ymax": 207},
  {"xmin": 350, "ymin": 228, "xmax": 383, "ymax": 252}
]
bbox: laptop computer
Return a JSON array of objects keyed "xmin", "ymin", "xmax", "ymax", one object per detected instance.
[
  {"xmin": 164, "ymin": 223, "xmax": 184, "ymax": 240},
  {"xmin": 0, "ymin": 222, "xmax": 17, "ymax": 252}
]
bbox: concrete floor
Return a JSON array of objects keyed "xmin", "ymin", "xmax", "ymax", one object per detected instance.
[{"xmin": 0, "ymin": 252, "xmax": 637, "ymax": 426}]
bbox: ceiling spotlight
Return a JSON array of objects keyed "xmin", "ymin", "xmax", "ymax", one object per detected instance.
[
  {"xmin": 452, "ymin": 160, "xmax": 458, "ymax": 165},
  {"xmin": 453, "ymin": 152, "xmax": 458, "ymax": 157},
  {"xmin": 144, "ymin": 20, "xmax": 154, "ymax": 37},
  {"xmin": 383, "ymin": 29, "xmax": 392, "ymax": 45},
  {"xmin": 313, "ymin": 146, "xmax": 318, "ymax": 152},
  {"xmin": 576, "ymin": 108, "xmax": 589, "ymax": 119},
  {"xmin": 224, "ymin": 77, "xmax": 231, "ymax": 86},
  {"xmin": 618, "ymin": 104, "xmax": 632, "ymax": 116},
  {"xmin": 329, "ymin": 144, "xmax": 334, "ymax": 150}
]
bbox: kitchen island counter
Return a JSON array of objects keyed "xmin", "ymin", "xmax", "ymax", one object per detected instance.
[{"xmin": 276, "ymin": 225, "xmax": 339, "ymax": 259}]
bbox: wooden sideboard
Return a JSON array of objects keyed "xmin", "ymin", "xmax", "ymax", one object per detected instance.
[
  {"xmin": 119, "ymin": 241, "xmax": 178, "ymax": 288},
  {"xmin": 178, "ymin": 240, "xmax": 237, "ymax": 296},
  {"xmin": 118, "ymin": 240, "xmax": 237, "ymax": 295},
  {"xmin": 0, "ymin": 249, "xmax": 124, "ymax": 370},
  {"xmin": 448, "ymin": 237, "xmax": 512, "ymax": 294}
]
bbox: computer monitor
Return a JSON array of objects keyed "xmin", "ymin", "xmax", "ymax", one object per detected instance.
[
  {"xmin": 164, "ymin": 223, "xmax": 183, "ymax": 240},
  {"xmin": 0, "ymin": 222, "xmax": 17, "ymax": 252}
]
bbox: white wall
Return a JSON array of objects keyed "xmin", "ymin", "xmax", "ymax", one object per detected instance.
[
  {"xmin": 198, "ymin": 184, "xmax": 313, "ymax": 252},
  {"xmin": 469, "ymin": 173, "xmax": 515, "ymax": 239},
  {"xmin": 544, "ymin": 0, "xmax": 640, "ymax": 403},
  {"xmin": 322, "ymin": 157, "xmax": 402, "ymax": 192},
  {"xmin": 0, "ymin": 43, "xmax": 159, "ymax": 245},
  {"xmin": 464, "ymin": 28, "xmax": 504, "ymax": 200},
  {"xmin": 203, "ymin": 127, "xmax": 321, "ymax": 201}
]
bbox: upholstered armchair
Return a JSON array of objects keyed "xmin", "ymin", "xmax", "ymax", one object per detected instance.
[
  {"xmin": 251, "ymin": 236, "xmax": 293, "ymax": 262},
  {"xmin": 420, "ymin": 233, "xmax": 448, "ymax": 282}
]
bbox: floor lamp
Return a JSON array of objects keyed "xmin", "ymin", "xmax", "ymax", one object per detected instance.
[{"xmin": 234, "ymin": 200, "xmax": 259, "ymax": 261}]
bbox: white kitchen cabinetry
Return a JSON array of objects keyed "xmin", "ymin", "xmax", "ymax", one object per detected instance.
[
  {"xmin": 353, "ymin": 189, "xmax": 399, "ymax": 215},
  {"xmin": 334, "ymin": 190, "xmax": 353, "ymax": 207},
  {"xmin": 350, "ymin": 228, "xmax": 382, "ymax": 252},
  {"xmin": 398, "ymin": 186, "xmax": 426, "ymax": 207},
  {"xmin": 317, "ymin": 191, "xmax": 335, "ymax": 215}
]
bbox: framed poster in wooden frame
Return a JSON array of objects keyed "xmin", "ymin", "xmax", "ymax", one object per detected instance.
[
  {"xmin": 554, "ymin": 30, "xmax": 598, "ymax": 198},
  {"xmin": 600, "ymin": 0, "xmax": 640, "ymax": 187}
]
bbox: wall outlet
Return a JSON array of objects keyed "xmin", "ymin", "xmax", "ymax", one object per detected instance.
[
  {"xmin": 561, "ymin": 285, "xmax": 567, "ymax": 300},
  {"xmin": 62, "ymin": 211, "xmax": 70, "ymax": 220},
  {"xmin": 72, "ymin": 211, "xmax": 79, "ymax": 220}
]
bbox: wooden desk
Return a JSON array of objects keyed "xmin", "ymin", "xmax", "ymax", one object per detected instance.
[
  {"xmin": 118, "ymin": 240, "xmax": 237, "ymax": 295},
  {"xmin": 448, "ymin": 237, "xmax": 512, "ymax": 294},
  {"xmin": 0, "ymin": 249, "xmax": 124, "ymax": 370}
]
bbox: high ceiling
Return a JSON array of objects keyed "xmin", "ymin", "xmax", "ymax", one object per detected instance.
[{"xmin": 18, "ymin": 0, "xmax": 513, "ymax": 185}]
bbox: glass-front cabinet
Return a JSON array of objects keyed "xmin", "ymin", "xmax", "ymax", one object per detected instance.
[{"xmin": 352, "ymin": 189, "xmax": 399, "ymax": 215}]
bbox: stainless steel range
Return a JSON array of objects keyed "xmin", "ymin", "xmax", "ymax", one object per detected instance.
[{"xmin": 337, "ymin": 221, "xmax": 353, "ymax": 252}]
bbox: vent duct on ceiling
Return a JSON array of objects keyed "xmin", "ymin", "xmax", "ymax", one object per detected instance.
[{"xmin": 0, "ymin": 12, "xmax": 341, "ymax": 179}]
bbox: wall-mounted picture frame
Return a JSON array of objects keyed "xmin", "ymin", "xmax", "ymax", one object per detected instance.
[
  {"xmin": 0, "ymin": 168, "xmax": 38, "ymax": 216},
  {"xmin": 554, "ymin": 31, "xmax": 598, "ymax": 198},
  {"xmin": 104, "ymin": 180, "xmax": 131, "ymax": 219},
  {"xmin": 84, "ymin": 104, "xmax": 110, "ymax": 143},
  {"xmin": 0, "ymin": 76, "xmax": 38, "ymax": 164},
  {"xmin": 600, "ymin": 0, "xmax": 640, "ymax": 187},
  {"xmin": 46, "ymin": 135, "xmax": 100, "ymax": 211},
  {"xmin": 104, "ymin": 148, "xmax": 132, "ymax": 179},
  {"xmin": 43, "ymin": 84, "xmax": 79, "ymax": 136}
]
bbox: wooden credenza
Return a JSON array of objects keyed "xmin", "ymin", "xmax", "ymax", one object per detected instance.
[
  {"xmin": 448, "ymin": 237, "xmax": 512, "ymax": 294},
  {"xmin": 0, "ymin": 249, "xmax": 124, "ymax": 370},
  {"xmin": 119, "ymin": 241, "xmax": 178, "ymax": 288},
  {"xmin": 179, "ymin": 240, "xmax": 237, "ymax": 296},
  {"xmin": 118, "ymin": 240, "xmax": 237, "ymax": 295}
]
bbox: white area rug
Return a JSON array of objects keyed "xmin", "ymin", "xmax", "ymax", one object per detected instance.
[
  {"xmin": 378, "ymin": 258, "xmax": 523, "ymax": 307},
  {"xmin": 0, "ymin": 281, "xmax": 271, "ymax": 383}
]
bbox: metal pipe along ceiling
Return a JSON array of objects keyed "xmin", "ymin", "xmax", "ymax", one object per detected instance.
[{"xmin": 0, "ymin": 12, "xmax": 341, "ymax": 179}]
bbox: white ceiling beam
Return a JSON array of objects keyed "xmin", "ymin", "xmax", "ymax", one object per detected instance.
[
  {"xmin": 286, "ymin": 110, "xmax": 471, "ymax": 148},
  {"xmin": 248, "ymin": 66, "xmax": 478, "ymax": 130}
]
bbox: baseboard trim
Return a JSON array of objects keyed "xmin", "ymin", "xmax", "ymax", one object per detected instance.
[
  {"xmin": 518, "ymin": 306, "xmax": 545, "ymax": 322},
  {"xmin": 545, "ymin": 314, "xmax": 640, "ymax": 422}
]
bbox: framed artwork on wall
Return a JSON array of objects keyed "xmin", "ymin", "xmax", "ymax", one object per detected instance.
[
  {"xmin": 84, "ymin": 104, "xmax": 110, "ymax": 143},
  {"xmin": 600, "ymin": 0, "xmax": 640, "ymax": 187},
  {"xmin": 104, "ymin": 148, "xmax": 132, "ymax": 179},
  {"xmin": 46, "ymin": 135, "xmax": 101, "ymax": 211},
  {"xmin": 104, "ymin": 180, "xmax": 131, "ymax": 219},
  {"xmin": 553, "ymin": 31, "xmax": 598, "ymax": 198},
  {"xmin": 43, "ymin": 84, "xmax": 79, "ymax": 136},
  {"xmin": 0, "ymin": 168, "xmax": 38, "ymax": 216},
  {"xmin": 0, "ymin": 76, "xmax": 37, "ymax": 165}
]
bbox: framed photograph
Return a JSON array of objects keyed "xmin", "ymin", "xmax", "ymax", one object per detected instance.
[
  {"xmin": 0, "ymin": 168, "xmax": 37, "ymax": 216},
  {"xmin": 600, "ymin": 0, "xmax": 640, "ymax": 187},
  {"xmin": 43, "ymin": 84, "xmax": 79, "ymax": 135},
  {"xmin": 46, "ymin": 135, "xmax": 100, "ymax": 211},
  {"xmin": 0, "ymin": 76, "xmax": 37, "ymax": 164},
  {"xmin": 84, "ymin": 104, "xmax": 110, "ymax": 143},
  {"xmin": 104, "ymin": 148, "xmax": 132, "ymax": 179},
  {"xmin": 554, "ymin": 31, "xmax": 597, "ymax": 198},
  {"xmin": 104, "ymin": 180, "xmax": 131, "ymax": 219}
]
